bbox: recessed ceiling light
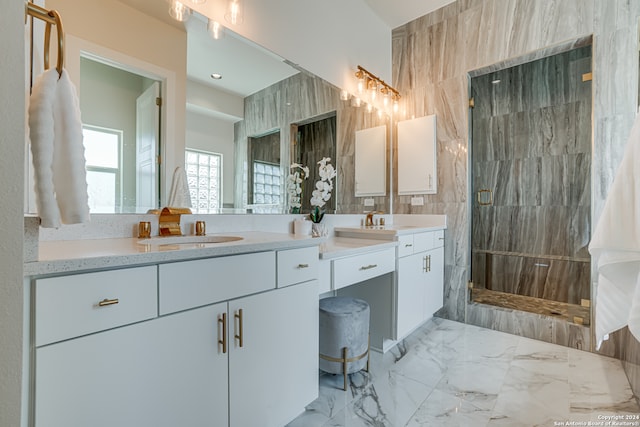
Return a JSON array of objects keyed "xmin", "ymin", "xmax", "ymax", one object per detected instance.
[
  {"xmin": 491, "ymin": 79, "xmax": 501, "ymax": 84},
  {"xmin": 211, "ymin": 73, "xmax": 222, "ymax": 80}
]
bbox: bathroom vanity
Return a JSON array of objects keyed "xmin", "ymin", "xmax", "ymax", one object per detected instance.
[
  {"xmin": 22, "ymin": 214, "xmax": 446, "ymax": 427},
  {"xmin": 24, "ymin": 232, "xmax": 320, "ymax": 427}
]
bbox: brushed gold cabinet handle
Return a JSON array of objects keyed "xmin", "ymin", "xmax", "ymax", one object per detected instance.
[
  {"xmin": 360, "ymin": 264, "xmax": 377, "ymax": 270},
  {"xmin": 97, "ymin": 298, "xmax": 119, "ymax": 307},
  {"xmin": 218, "ymin": 313, "xmax": 227, "ymax": 354},
  {"xmin": 297, "ymin": 263, "xmax": 309, "ymax": 269},
  {"xmin": 234, "ymin": 309, "xmax": 244, "ymax": 348}
]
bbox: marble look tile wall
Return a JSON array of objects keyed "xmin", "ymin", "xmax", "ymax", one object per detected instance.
[
  {"xmin": 392, "ymin": 0, "xmax": 640, "ymax": 392},
  {"xmin": 235, "ymin": 72, "xmax": 389, "ymax": 214},
  {"xmin": 472, "ymin": 253, "xmax": 591, "ymax": 305}
]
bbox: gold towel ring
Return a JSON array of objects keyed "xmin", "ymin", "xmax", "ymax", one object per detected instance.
[{"xmin": 43, "ymin": 9, "xmax": 64, "ymax": 78}]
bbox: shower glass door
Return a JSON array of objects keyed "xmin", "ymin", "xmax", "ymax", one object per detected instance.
[{"xmin": 470, "ymin": 46, "xmax": 592, "ymax": 325}]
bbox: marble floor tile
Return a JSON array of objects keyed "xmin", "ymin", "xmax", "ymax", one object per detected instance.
[
  {"xmin": 568, "ymin": 348, "xmax": 639, "ymax": 415},
  {"xmin": 404, "ymin": 388, "xmax": 493, "ymax": 427},
  {"xmin": 287, "ymin": 319, "xmax": 640, "ymax": 427}
]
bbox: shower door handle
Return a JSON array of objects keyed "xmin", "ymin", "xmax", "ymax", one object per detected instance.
[{"xmin": 477, "ymin": 189, "xmax": 493, "ymax": 206}]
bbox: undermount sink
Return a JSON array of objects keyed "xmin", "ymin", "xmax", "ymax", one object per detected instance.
[{"xmin": 137, "ymin": 235, "xmax": 244, "ymax": 245}]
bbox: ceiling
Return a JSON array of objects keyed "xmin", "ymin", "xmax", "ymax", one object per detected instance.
[
  {"xmin": 363, "ymin": 0, "xmax": 456, "ymax": 28},
  {"xmin": 185, "ymin": 14, "xmax": 299, "ymax": 97},
  {"xmin": 118, "ymin": 0, "xmax": 454, "ymax": 99}
]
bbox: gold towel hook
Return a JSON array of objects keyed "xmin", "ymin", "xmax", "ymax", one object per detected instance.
[
  {"xmin": 26, "ymin": 2, "xmax": 64, "ymax": 78},
  {"xmin": 43, "ymin": 10, "xmax": 64, "ymax": 77}
]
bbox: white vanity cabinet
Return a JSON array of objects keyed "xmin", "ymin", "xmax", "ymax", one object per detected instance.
[
  {"xmin": 31, "ymin": 247, "xmax": 319, "ymax": 427},
  {"xmin": 160, "ymin": 248, "xmax": 319, "ymax": 427},
  {"xmin": 396, "ymin": 230, "xmax": 445, "ymax": 340},
  {"xmin": 228, "ymin": 280, "xmax": 318, "ymax": 427},
  {"xmin": 35, "ymin": 300, "xmax": 229, "ymax": 427}
]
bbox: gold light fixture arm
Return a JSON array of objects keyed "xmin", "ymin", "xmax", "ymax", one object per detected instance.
[{"xmin": 355, "ymin": 65, "xmax": 401, "ymax": 100}]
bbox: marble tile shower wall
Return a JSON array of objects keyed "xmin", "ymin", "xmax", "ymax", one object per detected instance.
[
  {"xmin": 470, "ymin": 47, "xmax": 592, "ymax": 305},
  {"xmin": 234, "ymin": 72, "xmax": 389, "ymax": 214},
  {"xmin": 392, "ymin": 0, "xmax": 640, "ymax": 394}
]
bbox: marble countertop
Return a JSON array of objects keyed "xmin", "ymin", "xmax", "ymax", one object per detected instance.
[
  {"xmin": 24, "ymin": 231, "xmax": 321, "ymax": 276},
  {"xmin": 318, "ymin": 237, "xmax": 398, "ymax": 260}
]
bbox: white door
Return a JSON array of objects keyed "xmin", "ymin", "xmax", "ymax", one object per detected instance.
[
  {"xmin": 136, "ymin": 81, "xmax": 160, "ymax": 211},
  {"xmin": 228, "ymin": 281, "xmax": 319, "ymax": 427},
  {"xmin": 35, "ymin": 303, "xmax": 229, "ymax": 427}
]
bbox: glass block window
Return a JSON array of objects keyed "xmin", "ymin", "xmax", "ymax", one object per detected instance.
[
  {"xmin": 185, "ymin": 149, "xmax": 222, "ymax": 213},
  {"xmin": 252, "ymin": 161, "xmax": 281, "ymax": 205},
  {"xmin": 82, "ymin": 125, "xmax": 122, "ymax": 213}
]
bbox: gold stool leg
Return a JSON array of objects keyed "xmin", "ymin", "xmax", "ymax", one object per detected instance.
[
  {"xmin": 342, "ymin": 347, "xmax": 348, "ymax": 391},
  {"xmin": 365, "ymin": 335, "xmax": 370, "ymax": 373}
]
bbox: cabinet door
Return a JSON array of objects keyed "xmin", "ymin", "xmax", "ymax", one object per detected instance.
[
  {"xmin": 228, "ymin": 280, "xmax": 319, "ymax": 427},
  {"xmin": 396, "ymin": 253, "xmax": 426, "ymax": 340},
  {"xmin": 35, "ymin": 303, "xmax": 228, "ymax": 427},
  {"xmin": 424, "ymin": 247, "xmax": 445, "ymax": 319}
]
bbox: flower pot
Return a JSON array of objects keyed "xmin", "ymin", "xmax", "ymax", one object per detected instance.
[{"xmin": 312, "ymin": 222, "xmax": 327, "ymax": 237}]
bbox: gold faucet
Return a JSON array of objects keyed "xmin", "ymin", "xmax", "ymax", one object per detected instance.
[
  {"xmin": 365, "ymin": 211, "xmax": 383, "ymax": 227},
  {"xmin": 158, "ymin": 207, "xmax": 192, "ymax": 236}
]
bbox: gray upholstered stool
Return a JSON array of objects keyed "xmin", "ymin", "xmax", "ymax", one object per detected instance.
[{"xmin": 319, "ymin": 296, "xmax": 370, "ymax": 390}]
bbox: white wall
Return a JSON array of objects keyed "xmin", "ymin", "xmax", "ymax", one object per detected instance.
[
  {"xmin": 0, "ymin": 2, "xmax": 25, "ymax": 426},
  {"xmin": 186, "ymin": 79, "xmax": 243, "ymax": 121},
  {"xmin": 186, "ymin": 110, "xmax": 236, "ymax": 207}
]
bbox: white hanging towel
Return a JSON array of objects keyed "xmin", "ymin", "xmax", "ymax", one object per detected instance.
[
  {"xmin": 589, "ymin": 113, "xmax": 640, "ymax": 349},
  {"xmin": 167, "ymin": 166, "xmax": 193, "ymax": 208},
  {"xmin": 28, "ymin": 68, "xmax": 90, "ymax": 228}
]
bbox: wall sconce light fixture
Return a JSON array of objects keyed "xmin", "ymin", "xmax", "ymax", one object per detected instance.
[
  {"xmin": 225, "ymin": 0, "xmax": 244, "ymax": 25},
  {"xmin": 168, "ymin": 0, "xmax": 192, "ymax": 22},
  {"xmin": 207, "ymin": 19, "xmax": 225, "ymax": 39},
  {"xmin": 353, "ymin": 65, "xmax": 401, "ymax": 114}
]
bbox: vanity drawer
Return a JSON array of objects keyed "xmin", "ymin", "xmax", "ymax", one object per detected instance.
[
  {"xmin": 277, "ymin": 246, "xmax": 319, "ymax": 288},
  {"xmin": 159, "ymin": 251, "xmax": 276, "ymax": 315},
  {"xmin": 433, "ymin": 229, "xmax": 445, "ymax": 248},
  {"xmin": 333, "ymin": 247, "xmax": 396, "ymax": 290},
  {"xmin": 397, "ymin": 235, "xmax": 415, "ymax": 257},
  {"xmin": 35, "ymin": 266, "xmax": 158, "ymax": 347},
  {"xmin": 413, "ymin": 232, "xmax": 433, "ymax": 253},
  {"xmin": 413, "ymin": 230, "xmax": 445, "ymax": 252}
]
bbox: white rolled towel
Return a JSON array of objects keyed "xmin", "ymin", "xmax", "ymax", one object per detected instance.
[
  {"xmin": 589, "ymin": 113, "xmax": 640, "ymax": 349},
  {"xmin": 167, "ymin": 166, "xmax": 193, "ymax": 208},
  {"xmin": 28, "ymin": 68, "xmax": 90, "ymax": 228}
]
